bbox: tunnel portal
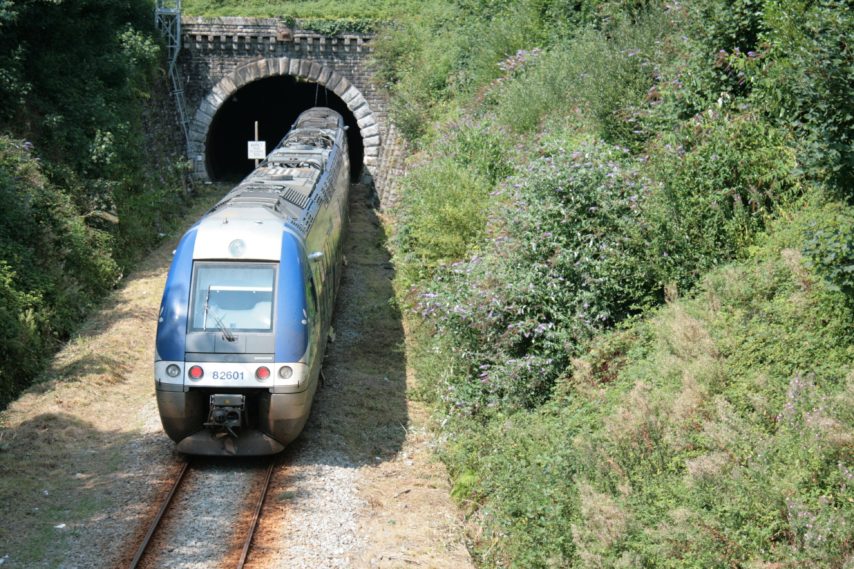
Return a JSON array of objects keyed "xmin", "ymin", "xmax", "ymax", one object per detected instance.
[{"xmin": 206, "ymin": 75, "xmax": 364, "ymax": 182}]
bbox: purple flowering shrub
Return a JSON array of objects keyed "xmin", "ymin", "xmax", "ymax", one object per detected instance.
[
  {"xmin": 416, "ymin": 140, "xmax": 659, "ymax": 412},
  {"xmin": 413, "ymin": 122, "xmax": 799, "ymax": 415},
  {"xmin": 439, "ymin": 215, "xmax": 854, "ymax": 567}
]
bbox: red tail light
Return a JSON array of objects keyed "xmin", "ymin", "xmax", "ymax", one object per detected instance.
[
  {"xmin": 188, "ymin": 365, "xmax": 204, "ymax": 380},
  {"xmin": 255, "ymin": 366, "xmax": 271, "ymax": 380}
]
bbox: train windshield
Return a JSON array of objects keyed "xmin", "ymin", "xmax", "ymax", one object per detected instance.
[{"xmin": 189, "ymin": 262, "xmax": 276, "ymax": 333}]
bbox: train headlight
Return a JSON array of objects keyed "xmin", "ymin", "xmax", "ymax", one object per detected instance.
[
  {"xmin": 188, "ymin": 365, "xmax": 204, "ymax": 380},
  {"xmin": 229, "ymin": 239, "xmax": 246, "ymax": 258},
  {"xmin": 166, "ymin": 364, "xmax": 181, "ymax": 378},
  {"xmin": 278, "ymin": 366, "xmax": 294, "ymax": 379},
  {"xmin": 256, "ymin": 366, "xmax": 271, "ymax": 380}
]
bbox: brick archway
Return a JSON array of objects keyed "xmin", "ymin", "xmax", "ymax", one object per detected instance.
[{"xmin": 188, "ymin": 57, "xmax": 381, "ymax": 180}]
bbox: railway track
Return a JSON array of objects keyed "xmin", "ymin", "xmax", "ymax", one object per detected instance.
[{"xmin": 129, "ymin": 458, "xmax": 277, "ymax": 569}]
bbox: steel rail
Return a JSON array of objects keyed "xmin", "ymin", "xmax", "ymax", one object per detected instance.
[
  {"xmin": 236, "ymin": 459, "xmax": 276, "ymax": 569},
  {"xmin": 129, "ymin": 460, "xmax": 192, "ymax": 569}
]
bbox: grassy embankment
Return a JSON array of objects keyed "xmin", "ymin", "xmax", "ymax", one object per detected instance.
[
  {"xmin": 182, "ymin": 0, "xmax": 423, "ymax": 34},
  {"xmin": 0, "ymin": 0, "xmax": 192, "ymax": 407},
  {"xmin": 375, "ymin": 0, "xmax": 853, "ymax": 566}
]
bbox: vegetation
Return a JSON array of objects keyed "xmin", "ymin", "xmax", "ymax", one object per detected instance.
[
  {"xmin": 0, "ymin": 0, "xmax": 850, "ymax": 564},
  {"xmin": 0, "ymin": 0, "xmax": 191, "ymax": 406},
  {"xmin": 379, "ymin": 0, "xmax": 853, "ymax": 566},
  {"xmin": 182, "ymin": 0, "xmax": 425, "ymax": 32}
]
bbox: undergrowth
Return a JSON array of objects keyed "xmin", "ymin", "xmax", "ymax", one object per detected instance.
[
  {"xmin": 0, "ymin": 0, "xmax": 192, "ymax": 405},
  {"xmin": 382, "ymin": 0, "xmax": 854, "ymax": 566},
  {"xmin": 443, "ymin": 207, "xmax": 854, "ymax": 567}
]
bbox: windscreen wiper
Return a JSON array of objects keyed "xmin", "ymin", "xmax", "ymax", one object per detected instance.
[
  {"xmin": 203, "ymin": 286, "xmax": 237, "ymax": 342},
  {"xmin": 212, "ymin": 313, "xmax": 237, "ymax": 343}
]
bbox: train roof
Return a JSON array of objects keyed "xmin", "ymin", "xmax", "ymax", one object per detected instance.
[{"xmin": 202, "ymin": 108, "xmax": 346, "ymax": 241}]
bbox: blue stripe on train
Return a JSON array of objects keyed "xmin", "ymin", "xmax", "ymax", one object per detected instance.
[
  {"xmin": 275, "ymin": 231, "xmax": 308, "ymax": 362},
  {"xmin": 155, "ymin": 227, "xmax": 198, "ymax": 362}
]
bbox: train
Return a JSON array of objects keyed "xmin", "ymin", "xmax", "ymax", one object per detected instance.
[{"xmin": 154, "ymin": 107, "xmax": 350, "ymax": 455}]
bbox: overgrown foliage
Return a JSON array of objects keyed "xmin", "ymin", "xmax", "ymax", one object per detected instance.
[
  {"xmin": 443, "ymin": 217, "xmax": 854, "ymax": 566},
  {"xmin": 382, "ymin": 0, "xmax": 854, "ymax": 566},
  {"xmin": 0, "ymin": 0, "xmax": 190, "ymax": 405},
  {"xmin": 183, "ymin": 0, "xmax": 423, "ymax": 32}
]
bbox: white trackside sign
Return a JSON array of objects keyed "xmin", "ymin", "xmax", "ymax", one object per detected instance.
[{"xmin": 247, "ymin": 140, "xmax": 267, "ymax": 160}]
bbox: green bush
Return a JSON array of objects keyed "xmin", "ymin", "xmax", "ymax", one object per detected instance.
[
  {"xmin": 0, "ymin": 0, "xmax": 191, "ymax": 406},
  {"xmin": 394, "ymin": 157, "xmax": 492, "ymax": 284},
  {"xmin": 494, "ymin": 7, "xmax": 675, "ymax": 146},
  {"xmin": 373, "ymin": 0, "xmax": 610, "ymax": 144},
  {"xmin": 442, "ymin": 409, "xmax": 587, "ymax": 567},
  {"xmin": 442, "ymin": 205, "xmax": 854, "ymax": 567},
  {"xmin": 0, "ymin": 260, "xmax": 43, "ymax": 404},
  {"xmin": 802, "ymin": 204, "xmax": 854, "ymax": 298},
  {"xmin": 753, "ymin": 0, "xmax": 853, "ymax": 192},
  {"xmin": 0, "ymin": 137, "xmax": 121, "ymax": 404},
  {"xmin": 651, "ymin": 0, "xmax": 852, "ymax": 192},
  {"xmin": 643, "ymin": 111, "xmax": 802, "ymax": 292},
  {"xmin": 372, "ymin": 3, "xmax": 460, "ymax": 141},
  {"xmin": 650, "ymin": 0, "xmax": 769, "ymax": 124},
  {"xmin": 441, "ymin": 119, "xmax": 513, "ymax": 184}
]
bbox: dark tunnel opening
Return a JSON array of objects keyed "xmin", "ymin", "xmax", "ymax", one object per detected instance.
[{"xmin": 205, "ymin": 75, "xmax": 364, "ymax": 182}]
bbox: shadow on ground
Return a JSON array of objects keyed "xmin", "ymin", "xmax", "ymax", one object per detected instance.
[{"xmin": 291, "ymin": 181, "xmax": 408, "ymax": 465}]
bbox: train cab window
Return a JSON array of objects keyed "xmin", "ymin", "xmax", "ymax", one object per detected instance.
[{"xmin": 189, "ymin": 262, "xmax": 276, "ymax": 333}]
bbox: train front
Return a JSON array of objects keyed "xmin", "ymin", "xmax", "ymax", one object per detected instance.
[{"xmin": 154, "ymin": 210, "xmax": 315, "ymax": 455}]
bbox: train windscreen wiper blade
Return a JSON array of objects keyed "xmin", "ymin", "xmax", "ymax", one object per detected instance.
[
  {"xmin": 212, "ymin": 313, "xmax": 237, "ymax": 343},
  {"xmin": 203, "ymin": 286, "xmax": 236, "ymax": 342}
]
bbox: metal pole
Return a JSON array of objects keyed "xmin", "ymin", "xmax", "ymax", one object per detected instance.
[{"xmin": 254, "ymin": 121, "xmax": 260, "ymax": 168}]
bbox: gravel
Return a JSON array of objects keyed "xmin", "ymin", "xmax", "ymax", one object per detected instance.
[
  {"xmin": 270, "ymin": 449, "xmax": 365, "ymax": 568},
  {"xmin": 140, "ymin": 460, "xmax": 267, "ymax": 569}
]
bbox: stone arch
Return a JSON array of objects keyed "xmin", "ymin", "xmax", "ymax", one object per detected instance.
[{"xmin": 188, "ymin": 57, "xmax": 381, "ymax": 180}]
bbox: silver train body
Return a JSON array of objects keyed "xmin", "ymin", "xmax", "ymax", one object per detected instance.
[{"xmin": 154, "ymin": 108, "xmax": 349, "ymax": 455}]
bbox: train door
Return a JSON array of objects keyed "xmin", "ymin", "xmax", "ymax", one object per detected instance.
[
  {"xmin": 323, "ymin": 236, "xmax": 335, "ymax": 322},
  {"xmin": 304, "ymin": 274, "xmax": 321, "ymax": 376}
]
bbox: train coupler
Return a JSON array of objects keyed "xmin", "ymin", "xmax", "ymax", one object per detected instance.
[{"xmin": 203, "ymin": 394, "xmax": 245, "ymax": 437}]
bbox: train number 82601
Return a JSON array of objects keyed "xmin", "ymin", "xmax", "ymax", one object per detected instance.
[{"xmin": 211, "ymin": 370, "xmax": 244, "ymax": 380}]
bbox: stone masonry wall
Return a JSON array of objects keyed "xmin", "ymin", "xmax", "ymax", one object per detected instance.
[{"xmin": 178, "ymin": 17, "xmax": 405, "ymax": 207}]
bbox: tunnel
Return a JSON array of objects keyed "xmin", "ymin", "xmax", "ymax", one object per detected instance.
[{"xmin": 205, "ymin": 75, "xmax": 364, "ymax": 182}]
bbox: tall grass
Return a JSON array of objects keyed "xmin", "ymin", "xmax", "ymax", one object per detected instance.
[{"xmin": 494, "ymin": 7, "xmax": 677, "ymax": 144}]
